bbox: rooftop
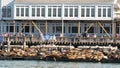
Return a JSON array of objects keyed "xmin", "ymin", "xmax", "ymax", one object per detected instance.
[{"xmin": 14, "ymin": 0, "xmax": 114, "ymax": 4}]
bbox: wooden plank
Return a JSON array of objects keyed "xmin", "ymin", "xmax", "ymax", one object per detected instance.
[
  {"xmin": 32, "ymin": 21, "xmax": 44, "ymax": 41},
  {"xmin": 98, "ymin": 22, "xmax": 110, "ymax": 37},
  {"xmin": 45, "ymin": 21, "xmax": 48, "ymax": 35},
  {"xmin": 19, "ymin": 22, "xmax": 28, "ymax": 33},
  {"xmin": 78, "ymin": 21, "xmax": 80, "ymax": 36},
  {"xmin": 13, "ymin": 20, "xmax": 16, "ymax": 35},
  {"xmin": 85, "ymin": 23, "xmax": 94, "ymax": 33}
]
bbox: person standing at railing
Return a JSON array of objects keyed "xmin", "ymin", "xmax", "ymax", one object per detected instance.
[
  {"xmin": 19, "ymin": 32, "xmax": 24, "ymax": 41},
  {"xmin": 82, "ymin": 32, "xmax": 87, "ymax": 38},
  {"xmin": 93, "ymin": 33, "xmax": 97, "ymax": 42},
  {"xmin": 29, "ymin": 33, "xmax": 33, "ymax": 41},
  {"xmin": 4, "ymin": 32, "xmax": 10, "ymax": 41}
]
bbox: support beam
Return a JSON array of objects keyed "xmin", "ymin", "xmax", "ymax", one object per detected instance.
[
  {"xmin": 98, "ymin": 21, "xmax": 110, "ymax": 37},
  {"xmin": 7, "ymin": 37, "xmax": 10, "ymax": 52},
  {"xmin": 85, "ymin": 22, "xmax": 94, "ymax": 33},
  {"xmin": 19, "ymin": 22, "xmax": 28, "ymax": 33},
  {"xmin": 62, "ymin": 20, "xmax": 64, "ymax": 37},
  {"xmin": 112, "ymin": 20, "xmax": 116, "ymax": 37},
  {"xmin": 78, "ymin": 21, "xmax": 80, "ymax": 36},
  {"xmin": 13, "ymin": 20, "xmax": 16, "ymax": 35},
  {"xmin": 45, "ymin": 20, "xmax": 48, "ymax": 35},
  {"xmin": 95, "ymin": 22, "xmax": 98, "ymax": 34},
  {"xmin": 29, "ymin": 21, "xmax": 32, "ymax": 34},
  {"xmin": 32, "ymin": 21, "xmax": 44, "ymax": 41}
]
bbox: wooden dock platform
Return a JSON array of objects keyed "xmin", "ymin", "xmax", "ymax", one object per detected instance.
[{"xmin": 1, "ymin": 36, "xmax": 120, "ymax": 49}]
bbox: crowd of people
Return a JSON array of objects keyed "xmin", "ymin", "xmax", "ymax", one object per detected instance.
[{"xmin": 0, "ymin": 32, "xmax": 57, "ymax": 42}]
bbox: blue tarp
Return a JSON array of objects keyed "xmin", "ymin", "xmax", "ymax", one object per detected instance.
[
  {"xmin": 0, "ymin": 36, "xmax": 3, "ymax": 43},
  {"xmin": 44, "ymin": 34, "xmax": 56, "ymax": 41},
  {"xmin": 44, "ymin": 35, "xmax": 50, "ymax": 40}
]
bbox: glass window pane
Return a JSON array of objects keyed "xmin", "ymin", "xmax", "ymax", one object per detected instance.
[
  {"xmin": 86, "ymin": 8, "xmax": 90, "ymax": 17},
  {"xmin": 70, "ymin": 8, "xmax": 73, "ymax": 17},
  {"xmin": 58, "ymin": 8, "xmax": 61, "ymax": 17},
  {"xmin": 88, "ymin": 27, "xmax": 94, "ymax": 33},
  {"xmin": 7, "ymin": 6, "xmax": 11, "ymax": 17},
  {"xmin": 32, "ymin": 8, "xmax": 35, "ymax": 16},
  {"xmin": 25, "ymin": 26, "xmax": 29, "ymax": 32},
  {"xmin": 48, "ymin": 8, "xmax": 51, "ymax": 17},
  {"xmin": 10, "ymin": 26, "xmax": 14, "ymax": 32},
  {"xmin": 17, "ymin": 26, "xmax": 19, "ymax": 32},
  {"xmin": 98, "ymin": 8, "xmax": 101, "ymax": 17},
  {"xmin": 21, "ymin": 8, "xmax": 24, "ymax": 16},
  {"xmin": 108, "ymin": 8, "xmax": 111, "ymax": 17},
  {"xmin": 25, "ymin": 8, "xmax": 29, "ymax": 16},
  {"xmin": 81, "ymin": 8, "xmax": 85, "ymax": 17},
  {"xmin": 41, "ymin": 8, "xmax": 45, "ymax": 17},
  {"xmin": 2, "ymin": 6, "xmax": 6, "ymax": 17},
  {"xmin": 32, "ymin": 26, "xmax": 34, "ymax": 32},
  {"xmin": 16, "ymin": 8, "xmax": 19, "ymax": 16},
  {"xmin": 103, "ymin": 8, "xmax": 106, "ymax": 17},
  {"xmin": 74, "ymin": 8, "xmax": 78, "ymax": 17},
  {"xmin": 91, "ymin": 8, "xmax": 95, "ymax": 17},
  {"xmin": 37, "ymin": 8, "xmax": 40, "ymax": 16},
  {"xmin": 53, "ymin": 8, "xmax": 56, "ymax": 17},
  {"xmin": 56, "ymin": 26, "xmax": 62, "ymax": 33},
  {"xmin": 104, "ymin": 27, "xmax": 110, "ymax": 33},
  {"xmin": 65, "ymin": 8, "xmax": 68, "ymax": 17},
  {"xmin": 72, "ymin": 27, "xmax": 78, "ymax": 33}
]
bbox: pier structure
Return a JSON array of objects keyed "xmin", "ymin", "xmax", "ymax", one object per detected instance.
[{"xmin": 0, "ymin": 0, "xmax": 120, "ymax": 46}]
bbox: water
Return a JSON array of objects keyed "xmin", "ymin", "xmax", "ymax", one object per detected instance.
[{"xmin": 0, "ymin": 60, "xmax": 119, "ymax": 68}]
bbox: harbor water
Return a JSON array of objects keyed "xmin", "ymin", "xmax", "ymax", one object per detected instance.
[{"xmin": 0, "ymin": 60, "xmax": 119, "ymax": 68}]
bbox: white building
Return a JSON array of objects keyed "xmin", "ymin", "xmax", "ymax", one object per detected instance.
[{"xmin": 0, "ymin": 0, "xmax": 120, "ymax": 37}]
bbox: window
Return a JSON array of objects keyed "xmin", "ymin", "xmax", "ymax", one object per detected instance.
[
  {"xmin": 58, "ymin": 8, "xmax": 61, "ymax": 17},
  {"xmin": 10, "ymin": 26, "xmax": 14, "ymax": 32},
  {"xmin": 74, "ymin": 8, "xmax": 78, "ymax": 17},
  {"xmin": 65, "ymin": 8, "xmax": 68, "ymax": 17},
  {"xmin": 53, "ymin": 8, "xmax": 56, "ymax": 17},
  {"xmin": 25, "ymin": 8, "xmax": 29, "ymax": 16},
  {"xmin": 98, "ymin": 8, "xmax": 101, "ymax": 17},
  {"xmin": 100, "ymin": 24, "xmax": 112, "ymax": 34},
  {"xmin": 32, "ymin": 8, "xmax": 35, "ymax": 16},
  {"xmin": 48, "ymin": 8, "xmax": 51, "ymax": 17},
  {"xmin": 2, "ymin": 6, "xmax": 6, "ymax": 17},
  {"xmin": 91, "ymin": 8, "xmax": 95, "ymax": 17},
  {"xmin": 81, "ymin": 8, "xmax": 85, "ymax": 17},
  {"xmin": 37, "ymin": 8, "xmax": 40, "ymax": 16},
  {"xmin": 116, "ymin": 24, "xmax": 120, "ymax": 34},
  {"xmin": 16, "ymin": 24, "xmax": 19, "ymax": 32},
  {"xmin": 25, "ymin": 26, "xmax": 29, "ymax": 32},
  {"xmin": 70, "ymin": 8, "xmax": 73, "ymax": 17},
  {"xmin": 21, "ymin": 8, "xmax": 24, "ymax": 16},
  {"xmin": 86, "ymin": 8, "xmax": 90, "ymax": 17},
  {"xmin": 7, "ymin": 6, "xmax": 11, "ymax": 17},
  {"xmin": 103, "ymin": 8, "xmax": 106, "ymax": 17},
  {"xmin": 16, "ymin": 8, "xmax": 19, "ymax": 16},
  {"xmin": 6, "ymin": 23, "xmax": 16, "ymax": 32},
  {"xmin": 108, "ymin": 8, "xmax": 111, "ymax": 17},
  {"xmin": 56, "ymin": 26, "xmax": 62, "ymax": 33},
  {"xmin": 88, "ymin": 27, "xmax": 94, "ymax": 33},
  {"xmin": 72, "ymin": 27, "xmax": 78, "ymax": 33},
  {"xmin": 41, "ymin": 8, "xmax": 45, "ymax": 17},
  {"xmin": 2, "ymin": 6, "xmax": 11, "ymax": 17}
]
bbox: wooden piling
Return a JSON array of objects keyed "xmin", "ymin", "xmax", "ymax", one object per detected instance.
[
  {"xmin": 7, "ymin": 37, "xmax": 10, "ymax": 52},
  {"xmin": 23, "ymin": 37, "xmax": 26, "ymax": 50}
]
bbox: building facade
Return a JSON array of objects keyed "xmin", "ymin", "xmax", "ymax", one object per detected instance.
[{"xmin": 0, "ymin": 0, "xmax": 120, "ymax": 37}]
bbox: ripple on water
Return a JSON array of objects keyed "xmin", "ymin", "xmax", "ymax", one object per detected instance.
[{"xmin": 0, "ymin": 60, "xmax": 119, "ymax": 68}]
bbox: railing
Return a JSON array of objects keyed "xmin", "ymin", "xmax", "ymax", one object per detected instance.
[{"xmin": 2, "ymin": 36, "xmax": 120, "ymax": 44}]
